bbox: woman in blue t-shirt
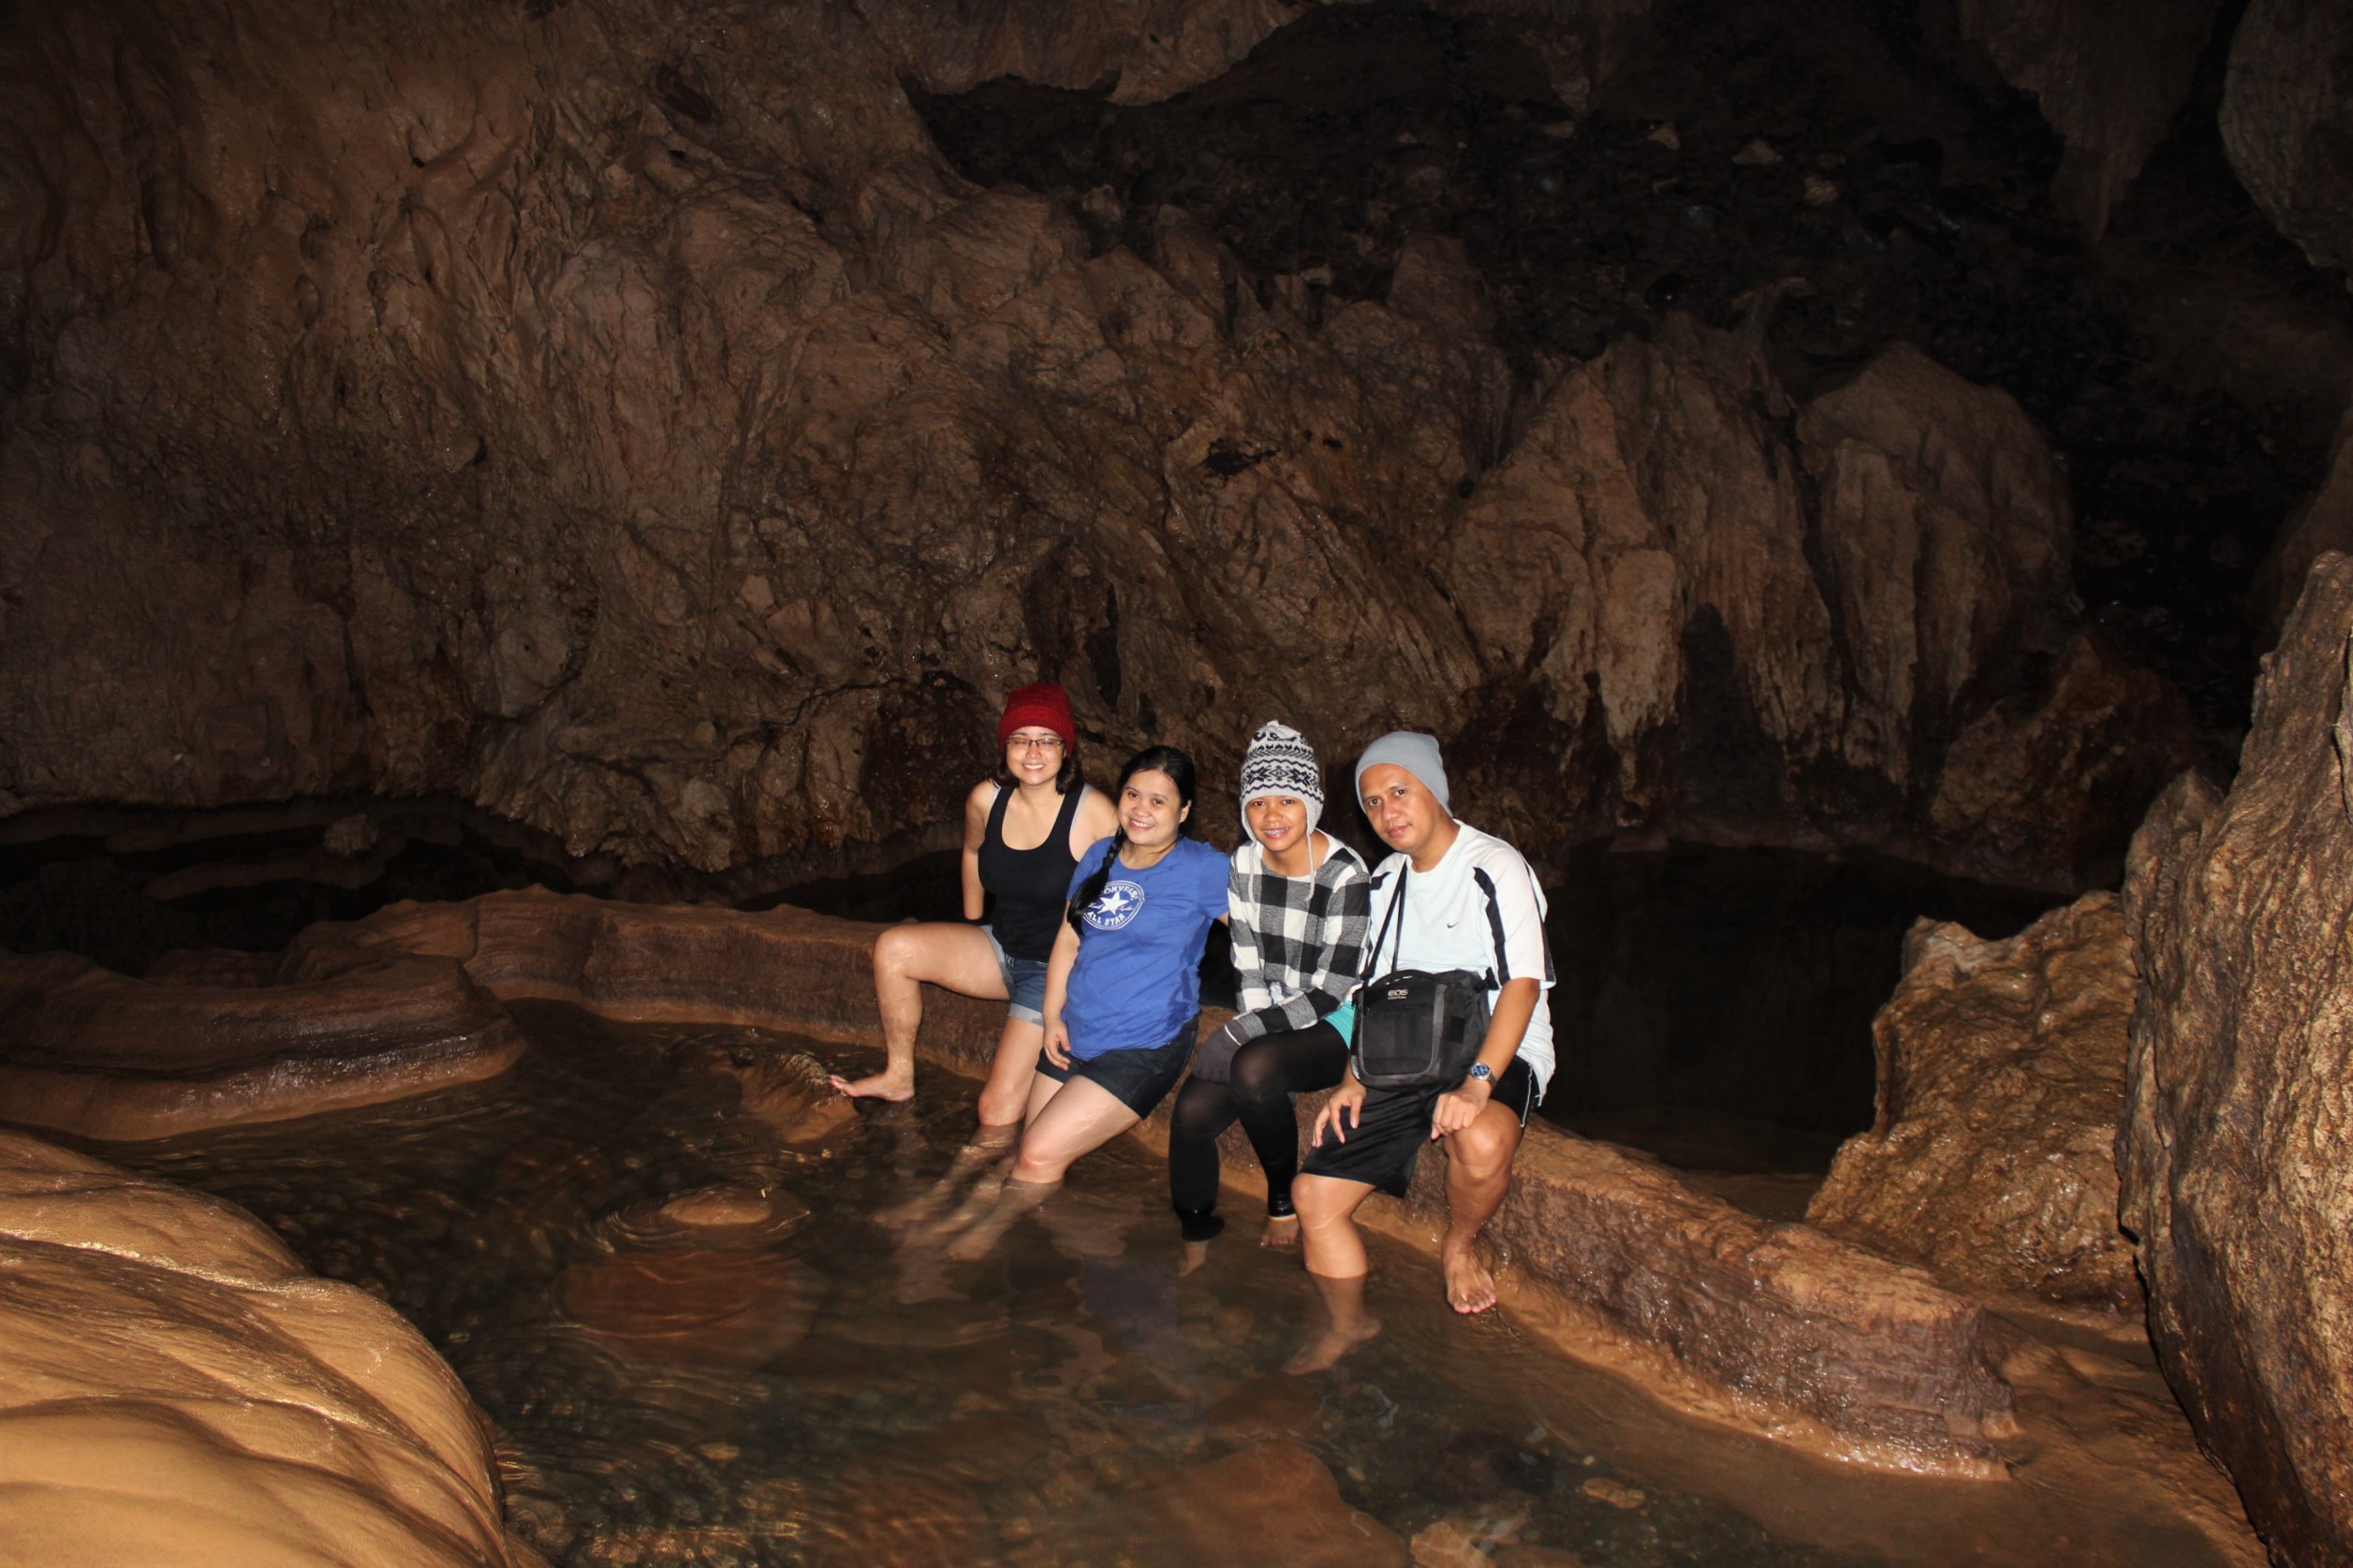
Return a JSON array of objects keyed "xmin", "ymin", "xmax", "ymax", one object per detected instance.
[{"xmin": 939, "ymin": 745, "xmax": 1228, "ymax": 1258}]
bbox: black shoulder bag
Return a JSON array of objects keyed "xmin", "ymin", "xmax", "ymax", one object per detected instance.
[{"xmin": 1348, "ymin": 866, "xmax": 1493, "ymax": 1091}]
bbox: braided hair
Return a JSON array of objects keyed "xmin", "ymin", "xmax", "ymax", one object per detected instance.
[{"xmin": 1066, "ymin": 745, "xmax": 1198, "ymax": 936}]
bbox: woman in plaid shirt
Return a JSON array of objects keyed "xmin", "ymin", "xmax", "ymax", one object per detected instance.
[{"xmin": 1168, "ymin": 722, "xmax": 1371, "ymax": 1253}]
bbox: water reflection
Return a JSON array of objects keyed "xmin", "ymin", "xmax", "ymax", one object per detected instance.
[{"xmin": 109, "ymin": 1005, "xmax": 2228, "ymax": 1568}]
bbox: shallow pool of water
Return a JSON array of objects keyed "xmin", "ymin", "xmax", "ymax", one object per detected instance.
[{"xmin": 110, "ymin": 1005, "xmax": 2232, "ymax": 1568}]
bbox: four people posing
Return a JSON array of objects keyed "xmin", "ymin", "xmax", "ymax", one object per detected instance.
[{"xmin": 852, "ymin": 683, "xmax": 1552, "ymax": 1356}]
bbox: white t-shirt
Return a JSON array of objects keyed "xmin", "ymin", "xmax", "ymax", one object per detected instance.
[{"xmin": 1360, "ymin": 823, "xmax": 1555, "ymax": 1095}]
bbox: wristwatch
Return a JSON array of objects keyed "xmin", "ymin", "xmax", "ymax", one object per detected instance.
[{"xmin": 1466, "ymin": 1062, "xmax": 1494, "ymax": 1087}]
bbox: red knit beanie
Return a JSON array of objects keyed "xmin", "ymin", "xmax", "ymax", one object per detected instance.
[{"xmin": 998, "ymin": 681, "xmax": 1076, "ymax": 748}]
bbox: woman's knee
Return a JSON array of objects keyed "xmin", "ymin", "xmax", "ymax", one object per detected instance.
[
  {"xmin": 873, "ymin": 923, "xmax": 924, "ymax": 975},
  {"xmin": 1169, "ymin": 1078, "xmax": 1230, "ymax": 1140},
  {"xmin": 1229, "ymin": 1057, "xmax": 1288, "ymax": 1112}
]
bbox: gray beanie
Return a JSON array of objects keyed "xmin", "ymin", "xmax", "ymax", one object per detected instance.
[
  {"xmin": 1354, "ymin": 731, "xmax": 1450, "ymax": 813},
  {"xmin": 1239, "ymin": 721, "xmax": 1324, "ymax": 842}
]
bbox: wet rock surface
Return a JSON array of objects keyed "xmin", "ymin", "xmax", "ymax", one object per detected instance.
[
  {"xmin": 1806, "ymin": 892, "xmax": 2140, "ymax": 1310},
  {"xmin": 3, "ymin": 0, "xmax": 2338, "ymax": 894},
  {"xmin": 0, "ymin": 944, "xmax": 526, "ymax": 1141},
  {"xmin": 0, "ymin": 1128, "xmax": 523, "ymax": 1567},
  {"xmin": 2221, "ymin": 0, "xmax": 2353, "ymax": 275},
  {"xmin": 2121, "ymin": 552, "xmax": 2353, "ymax": 1567}
]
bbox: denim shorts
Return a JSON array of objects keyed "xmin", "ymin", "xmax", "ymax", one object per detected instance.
[{"xmin": 982, "ymin": 923, "xmax": 1051, "ymax": 1026}]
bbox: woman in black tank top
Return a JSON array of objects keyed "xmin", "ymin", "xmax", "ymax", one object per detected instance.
[{"xmin": 831, "ymin": 682, "xmax": 1117, "ymax": 1131}]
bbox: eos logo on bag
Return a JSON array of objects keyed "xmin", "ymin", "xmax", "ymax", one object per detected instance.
[{"xmin": 1385, "ymin": 987, "xmax": 1411, "ymax": 1001}]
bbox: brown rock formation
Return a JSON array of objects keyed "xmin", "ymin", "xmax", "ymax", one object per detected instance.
[
  {"xmin": 1951, "ymin": 0, "xmax": 2223, "ymax": 238},
  {"xmin": 0, "ymin": 945, "xmax": 523, "ymax": 1142},
  {"xmin": 2121, "ymin": 552, "xmax": 2353, "ymax": 1567},
  {"xmin": 0, "ymin": 1129, "xmax": 528, "ymax": 1566},
  {"xmin": 1440, "ymin": 1118, "xmax": 2020, "ymax": 1473},
  {"xmin": 0, "ymin": 0, "xmax": 2187, "ymax": 892},
  {"xmin": 1806, "ymin": 892, "xmax": 2140, "ymax": 1310},
  {"xmin": 1450, "ymin": 331, "xmax": 2188, "ymax": 883},
  {"xmin": 2222, "ymin": 0, "xmax": 2353, "ymax": 275}
]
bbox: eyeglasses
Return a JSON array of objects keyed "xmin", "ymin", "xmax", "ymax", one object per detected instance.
[{"xmin": 1007, "ymin": 735, "xmax": 1066, "ymax": 754}]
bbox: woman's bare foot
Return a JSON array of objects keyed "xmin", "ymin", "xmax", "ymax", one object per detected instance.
[
  {"xmin": 1285, "ymin": 1312, "xmax": 1381, "ymax": 1373},
  {"xmin": 1441, "ymin": 1236, "xmax": 1499, "ymax": 1314},
  {"xmin": 940, "ymin": 1178, "xmax": 1057, "ymax": 1261},
  {"xmin": 830, "ymin": 1069, "xmax": 914, "ymax": 1101},
  {"xmin": 1179, "ymin": 1240, "xmax": 1213, "ymax": 1277},
  {"xmin": 1259, "ymin": 1214, "xmax": 1302, "ymax": 1251}
]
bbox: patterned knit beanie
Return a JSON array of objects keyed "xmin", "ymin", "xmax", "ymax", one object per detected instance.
[{"xmin": 1238, "ymin": 721, "xmax": 1324, "ymax": 843}]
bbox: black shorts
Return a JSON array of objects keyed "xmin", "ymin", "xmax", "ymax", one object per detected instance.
[
  {"xmin": 1298, "ymin": 1057, "xmax": 1539, "ymax": 1198},
  {"xmin": 1037, "ymin": 1023, "xmax": 1197, "ymax": 1118}
]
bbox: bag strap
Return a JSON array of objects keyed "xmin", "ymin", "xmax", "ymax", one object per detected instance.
[
  {"xmin": 1469, "ymin": 866, "xmax": 1503, "ymax": 989},
  {"xmin": 1369, "ymin": 863, "xmax": 1408, "ymax": 976}
]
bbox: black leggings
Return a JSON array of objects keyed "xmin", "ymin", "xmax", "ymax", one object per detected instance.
[{"xmin": 1168, "ymin": 1020, "xmax": 1349, "ymax": 1238}]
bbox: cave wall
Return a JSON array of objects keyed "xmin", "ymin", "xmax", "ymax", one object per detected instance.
[
  {"xmin": 0, "ymin": 0, "xmax": 2203, "ymax": 888},
  {"xmin": 2221, "ymin": 0, "xmax": 2353, "ymax": 277},
  {"xmin": 2122, "ymin": 552, "xmax": 2353, "ymax": 1568}
]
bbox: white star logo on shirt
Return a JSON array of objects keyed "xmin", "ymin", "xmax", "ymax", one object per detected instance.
[{"xmin": 1086, "ymin": 880, "xmax": 1146, "ymax": 931}]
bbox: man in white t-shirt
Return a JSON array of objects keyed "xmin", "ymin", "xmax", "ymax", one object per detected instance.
[{"xmin": 1290, "ymin": 732, "xmax": 1554, "ymax": 1368}]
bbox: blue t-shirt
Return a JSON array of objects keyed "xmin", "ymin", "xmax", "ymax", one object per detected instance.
[{"xmin": 1062, "ymin": 836, "xmax": 1228, "ymax": 1057}]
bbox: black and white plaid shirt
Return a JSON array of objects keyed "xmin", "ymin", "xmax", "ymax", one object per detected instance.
[{"xmin": 1227, "ymin": 835, "xmax": 1373, "ymax": 1041}]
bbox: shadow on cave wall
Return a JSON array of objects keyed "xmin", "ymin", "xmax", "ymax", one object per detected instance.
[{"xmin": 911, "ymin": 0, "xmax": 2349, "ymax": 756}]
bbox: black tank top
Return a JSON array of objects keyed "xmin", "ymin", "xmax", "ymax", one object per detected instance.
[{"xmin": 978, "ymin": 784, "xmax": 1087, "ymax": 962}]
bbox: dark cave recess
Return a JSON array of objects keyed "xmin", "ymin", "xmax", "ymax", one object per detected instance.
[{"xmin": 909, "ymin": 0, "xmax": 2353, "ymax": 754}]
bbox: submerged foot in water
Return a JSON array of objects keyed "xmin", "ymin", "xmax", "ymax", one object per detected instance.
[{"xmin": 1286, "ymin": 1270, "xmax": 1381, "ymax": 1373}]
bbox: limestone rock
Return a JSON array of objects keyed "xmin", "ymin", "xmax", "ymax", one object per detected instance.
[
  {"xmin": 1449, "ymin": 330, "xmax": 2189, "ymax": 886},
  {"xmin": 0, "ymin": 1130, "xmax": 522, "ymax": 1567},
  {"xmin": 0, "ymin": 0, "xmax": 2186, "ymax": 894},
  {"xmin": 2222, "ymin": 0, "xmax": 2353, "ymax": 274},
  {"xmin": 2121, "ymin": 551, "xmax": 2353, "ymax": 1566},
  {"xmin": 0, "ymin": 946, "xmax": 525, "ymax": 1141},
  {"xmin": 1806, "ymin": 892, "xmax": 2140, "ymax": 1310},
  {"xmin": 1953, "ymin": 0, "xmax": 2224, "ymax": 237}
]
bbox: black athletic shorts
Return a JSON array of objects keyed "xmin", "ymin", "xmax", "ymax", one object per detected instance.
[
  {"xmin": 1297, "ymin": 1057, "xmax": 1539, "ymax": 1198},
  {"xmin": 1037, "ymin": 1022, "xmax": 1197, "ymax": 1118}
]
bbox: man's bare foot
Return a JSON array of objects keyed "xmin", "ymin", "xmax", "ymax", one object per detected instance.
[
  {"xmin": 1179, "ymin": 1240, "xmax": 1213, "ymax": 1277},
  {"xmin": 1284, "ymin": 1313, "xmax": 1381, "ymax": 1374},
  {"xmin": 830, "ymin": 1070, "xmax": 914, "ymax": 1102},
  {"xmin": 1441, "ymin": 1236, "xmax": 1499, "ymax": 1314},
  {"xmin": 1259, "ymin": 1214, "xmax": 1302, "ymax": 1251}
]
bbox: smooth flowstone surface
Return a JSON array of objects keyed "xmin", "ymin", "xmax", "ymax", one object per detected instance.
[
  {"xmin": 0, "ymin": 945, "xmax": 524, "ymax": 1141},
  {"xmin": 0, "ymin": 1128, "xmax": 530, "ymax": 1568}
]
